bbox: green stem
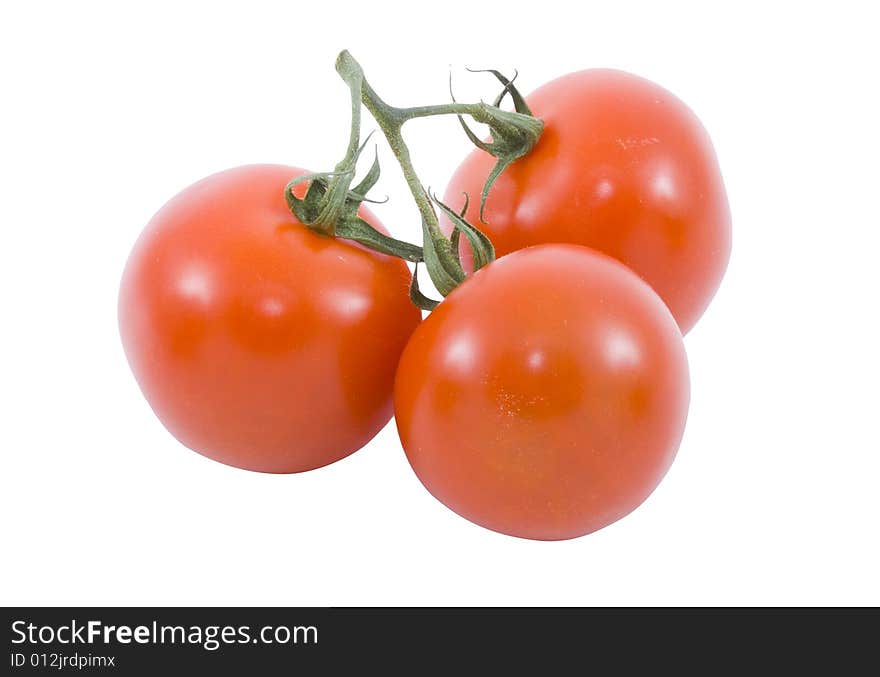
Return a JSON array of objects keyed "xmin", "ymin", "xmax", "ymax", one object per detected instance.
[
  {"xmin": 356, "ymin": 77, "xmax": 445, "ymax": 238},
  {"xmin": 308, "ymin": 64, "xmax": 365, "ymax": 236},
  {"xmin": 340, "ymin": 69, "xmax": 363, "ymax": 164},
  {"xmin": 336, "ymin": 51, "xmax": 467, "ymax": 293},
  {"xmin": 331, "ymin": 50, "xmax": 541, "ymax": 305},
  {"xmin": 353, "ymin": 73, "xmax": 537, "ymax": 232},
  {"xmin": 403, "ymin": 102, "xmax": 487, "ymax": 119}
]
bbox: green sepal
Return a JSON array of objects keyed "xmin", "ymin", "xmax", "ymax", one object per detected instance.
[
  {"xmin": 286, "ymin": 170, "xmax": 339, "ymax": 228},
  {"xmin": 349, "ymin": 136, "xmax": 382, "ymax": 199},
  {"xmin": 431, "ymin": 194, "xmax": 495, "ymax": 272},
  {"xmin": 447, "ymin": 192, "xmax": 469, "ymax": 266},
  {"xmin": 409, "ymin": 262, "xmax": 441, "ymax": 311},
  {"xmin": 471, "ymin": 68, "xmax": 534, "ymax": 116},
  {"xmin": 421, "ymin": 218, "xmax": 465, "ymax": 296}
]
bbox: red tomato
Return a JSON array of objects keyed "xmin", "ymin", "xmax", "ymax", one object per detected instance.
[
  {"xmin": 394, "ymin": 244, "xmax": 689, "ymax": 540},
  {"xmin": 119, "ymin": 165, "xmax": 420, "ymax": 473},
  {"xmin": 444, "ymin": 69, "xmax": 731, "ymax": 333}
]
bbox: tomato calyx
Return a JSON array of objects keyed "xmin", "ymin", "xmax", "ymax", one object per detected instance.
[
  {"xmin": 451, "ymin": 69, "xmax": 542, "ymax": 223},
  {"xmin": 284, "ymin": 56, "xmax": 425, "ymax": 263},
  {"xmin": 285, "ymin": 143, "xmax": 424, "ymax": 263},
  {"xmin": 408, "ymin": 193, "xmax": 496, "ymax": 310}
]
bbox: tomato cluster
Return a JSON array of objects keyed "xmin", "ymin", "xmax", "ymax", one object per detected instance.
[{"xmin": 119, "ymin": 57, "xmax": 728, "ymax": 540}]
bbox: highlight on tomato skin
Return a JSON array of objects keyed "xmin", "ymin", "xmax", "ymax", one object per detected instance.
[
  {"xmin": 443, "ymin": 68, "xmax": 731, "ymax": 334},
  {"xmin": 393, "ymin": 244, "xmax": 690, "ymax": 541},
  {"xmin": 118, "ymin": 164, "xmax": 421, "ymax": 474}
]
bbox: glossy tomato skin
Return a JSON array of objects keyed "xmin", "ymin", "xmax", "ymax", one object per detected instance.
[
  {"xmin": 394, "ymin": 244, "xmax": 689, "ymax": 540},
  {"xmin": 119, "ymin": 165, "xmax": 420, "ymax": 473},
  {"xmin": 444, "ymin": 69, "xmax": 731, "ymax": 334}
]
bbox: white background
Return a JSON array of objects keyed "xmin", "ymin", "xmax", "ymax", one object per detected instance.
[{"xmin": 2, "ymin": 1, "xmax": 878, "ymax": 606}]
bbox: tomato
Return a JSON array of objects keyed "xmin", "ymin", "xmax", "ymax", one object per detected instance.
[
  {"xmin": 394, "ymin": 244, "xmax": 689, "ymax": 540},
  {"xmin": 119, "ymin": 164, "xmax": 420, "ymax": 473},
  {"xmin": 444, "ymin": 69, "xmax": 731, "ymax": 333}
]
